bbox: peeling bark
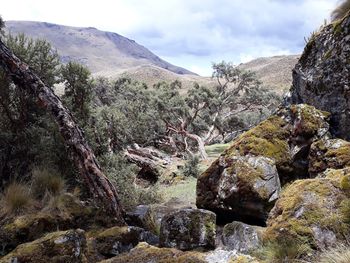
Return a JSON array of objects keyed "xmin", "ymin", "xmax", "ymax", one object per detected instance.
[{"xmin": 0, "ymin": 39, "xmax": 125, "ymax": 224}]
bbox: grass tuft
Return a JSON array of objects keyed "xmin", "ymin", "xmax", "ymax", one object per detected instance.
[
  {"xmin": 0, "ymin": 182, "xmax": 34, "ymax": 216},
  {"xmin": 318, "ymin": 244, "xmax": 350, "ymax": 263},
  {"xmin": 31, "ymin": 168, "xmax": 65, "ymax": 197}
]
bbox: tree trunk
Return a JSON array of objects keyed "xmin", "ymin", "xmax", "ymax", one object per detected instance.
[
  {"xmin": 185, "ymin": 132, "xmax": 208, "ymax": 160},
  {"xmin": 0, "ymin": 39, "xmax": 125, "ymax": 225}
]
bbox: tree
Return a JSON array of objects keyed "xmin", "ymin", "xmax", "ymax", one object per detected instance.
[
  {"xmin": 203, "ymin": 61, "xmax": 280, "ymax": 144},
  {"xmin": 332, "ymin": 0, "xmax": 350, "ymax": 21},
  {"xmin": 60, "ymin": 62, "xmax": 93, "ymax": 126},
  {"xmin": 0, "ymin": 37, "xmax": 125, "ymax": 223}
]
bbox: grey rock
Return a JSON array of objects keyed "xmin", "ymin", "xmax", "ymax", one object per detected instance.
[
  {"xmin": 290, "ymin": 14, "xmax": 350, "ymax": 140},
  {"xmin": 221, "ymin": 221, "xmax": 264, "ymax": 253},
  {"xmin": 159, "ymin": 208, "xmax": 216, "ymax": 250}
]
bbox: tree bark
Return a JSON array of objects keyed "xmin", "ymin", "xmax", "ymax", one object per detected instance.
[{"xmin": 0, "ymin": 39, "xmax": 125, "ymax": 224}]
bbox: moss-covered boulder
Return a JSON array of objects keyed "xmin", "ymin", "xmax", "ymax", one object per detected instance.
[
  {"xmin": 0, "ymin": 193, "xmax": 112, "ymax": 255},
  {"xmin": 101, "ymin": 242, "xmax": 261, "ymax": 263},
  {"xmin": 221, "ymin": 221, "xmax": 264, "ymax": 253},
  {"xmin": 86, "ymin": 226, "xmax": 158, "ymax": 259},
  {"xmin": 197, "ymin": 104, "xmax": 330, "ymax": 224},
  {"xmin": 264, "ymin": 169, "xmax": 350, "ymax": 250},
  {"xmin": 309, "ymin": 138, "xmax": 350, "ymax": 176},
  {"xmin": 159, "ymin": 208, "xmax": 216, "ymax": 250},
  {"xmin": 0, "ymin": 229, "xmax": 86, "ymax": 263}
]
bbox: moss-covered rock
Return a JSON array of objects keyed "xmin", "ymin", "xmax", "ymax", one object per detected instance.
[
  {"xmin": 0, "ymin": 193, "xmax": 112, "ymax": 255},
  {"xmin": 86, "ymin": 226, "xmax": 158, "ymax": 259},
  {"xmin": 264, "ymin": 170, "xmax": 350, "ymax": 251},
  {"xmin": 159, "ymin": 208, "xmax": 216, "ymax": 250},
  {"xmin": 309, "ymin": 138, "xmax": 350, "ymax": 176},
  {"xmin": 101, "ymin": 242, "xmax": 261, "ymax": 263},
  {"xmin": 99, "ymin": 242, "xmax": 207, "ymax": 263},
  {"xmin": 197, "ymin": 104, "xmax": 330, "ymax": 224},
  {"xmin": 0, "ymin": 229, "xmax": 86, "ymax": 263}
]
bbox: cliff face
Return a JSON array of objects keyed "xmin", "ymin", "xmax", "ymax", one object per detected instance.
[{"xmin": 290, "ymin": 12, "xmax": 350, "ymax": 140}]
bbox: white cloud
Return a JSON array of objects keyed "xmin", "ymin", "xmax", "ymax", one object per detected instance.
[{"xmin": 1, "ymin": 0, "xmax": 339, "ymax": 76}]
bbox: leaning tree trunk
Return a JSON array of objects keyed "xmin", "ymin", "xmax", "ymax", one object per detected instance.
[{"xmin": 0, "ymin": 39, "xmax": 125, "ymax": 225}]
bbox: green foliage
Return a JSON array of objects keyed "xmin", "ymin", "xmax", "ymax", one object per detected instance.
[
  {"xmin": 31, "ymin": 168, "xmax": 65, "ymax": 198},
  {"xmin": 182, "ymin": 156, "xmax": 200, "ymax": 178},
  {"xmin": 332, "ymin": 0, "xmax": 350, "ymax": 21},
  {"xmin": 60, "ymin": 61, "xmax": 93, "ymax": 126},
  {"xmin": 0, "ymin": 182, "xmax": 34, "ymax": 216},
  {"xmin": 98, "ymin": 153, "xmax": 163, "ymax": 210},
  {"xmin": 0, "ymin": 33, "xmax": 73, "ymax": 187}
]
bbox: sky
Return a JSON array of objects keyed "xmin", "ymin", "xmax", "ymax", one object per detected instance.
[{"xmin": 1, "ymin": 0, "xmax": 339, "ymax": 76}]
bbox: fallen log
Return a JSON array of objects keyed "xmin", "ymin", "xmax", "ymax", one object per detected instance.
[{"xmin": 0, "ymin": 39, "xmax": 125, "ymax": 224}]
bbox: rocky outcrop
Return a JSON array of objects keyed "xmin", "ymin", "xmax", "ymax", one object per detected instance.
[
  {"xmin": 221, "ymin": 221, "xmax": 264, "ymax": 253},
  {"xmin": 309, "ymin": 138, "xmax": 350, "ymax": 177},
  {"xmin": 264, "ymin": 169, "xmax": 350, "ymax": 250},
  {"xmin": 0, "ymin": 230, "xmax": 86, "ymax": 263},
  {"xmin": 197, "ymin": 104, "xmax": 330, "ymax": 224},
  {"xmin": 159, "ymin": 208, "xmax": 216, "ymax": 250},
  {"xmin": 290, "ymin": 12, "xmax": 350, "ymax": 140}
]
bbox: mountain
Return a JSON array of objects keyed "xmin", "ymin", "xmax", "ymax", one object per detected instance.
[
  {"xmin": 5, "ymin": 21, "xmax": 298, "ymax": 94},
  {"xmin": 238, "ymin": 55, "xmax": 300, "ymax": 93},
  {"xmin": 5, "ymin": 21, "xmax": 195, "ymax": 76}
]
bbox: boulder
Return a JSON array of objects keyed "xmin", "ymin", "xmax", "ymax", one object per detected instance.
[
  {"xmin": 87, "ymin": 226, "xmax": 158, "ymax": 259},
  {"xmin": 309, "ymin": 138, "xmax": 350, "ymax": 177},
  {"xmin": 221, "ymin": 221, "xmax": 264, "ymax": 253},
  {"xmin": 197, "ymin": 104, "xmax": 330, "ymax": 224},
  {"xmin": 289, "ymin": 12, "xmax": 350, "ymax": 140},
  {"xmin": 0, "ymin": 193, "xmax": 112, "ymax": 255},
  {"xmin": 159, "ymin": 208, "xmax": 216, "ymax": 250},
  {"xmin": 264, "ymin": 169, "xmax": 350, "ymax": 250},
  {"xmin": 99, "ymin": 242, "xmax": 206, "ymax": 263},
  {"xmin": 0, "ymin": 229, "xmax": 86, "ymax": 263},
  {"xmin": 100, "ymin": 242, "xmax": 261, "ymax": 263}
]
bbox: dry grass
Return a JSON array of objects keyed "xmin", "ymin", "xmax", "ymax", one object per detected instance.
[
  {"xmin": 0, "ymin": 182, "xmax": 35, "ymax": 216},
  {"xmin": 318, "ymin": 244, "xmax": 350, "ymax": 263},
  {"xmin": 31, "ymin": 168, "xmax": 65, "ymax": 197},
  {"xmin": 332, "ymin": 0, "xmax": 350, "ymax": 21}
]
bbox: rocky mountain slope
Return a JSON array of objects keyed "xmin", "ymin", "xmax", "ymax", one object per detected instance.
[{"xmin": 5, "ymin": 21, "xmax": 194, "ymax": 76}]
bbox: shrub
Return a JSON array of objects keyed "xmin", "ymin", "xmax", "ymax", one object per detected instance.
[
  {"xmin": 182, "ymin": 155, "xmax": 200, "ymax": 178},
  {"xmin": 255, "ymin": 239, "xmax": 312, "ymax": 263},
  {"xmin": 0, "ymin": 182, "xmax": 34, "ymax": 215},
  {"xmin": 318, "ymin": 244, "xmax": 350, "ymax": 263},
  {"xmin": 31, "ymin": 168, "xmax": 65, "ymax": 197},
  {"xmin": 332, "ymin": 0, "xmax": 350, "ymax": 21}
]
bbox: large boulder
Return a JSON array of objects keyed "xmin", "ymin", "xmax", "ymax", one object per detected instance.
[
  {"xmin": 0, "ymin": 229, "xmax": 86, "ymax": 263},
  {"xmin": 309, "ymin": 138, "xmax": 350, "ymax": 177},
  {"xmin": 289, "ymin": 13, "xmax": 350, "ymax": 140},
  {"xmin": 197, "ymin": 104, "xmax": 330, "ymax": 224},
  {"xmin": 264, "ymin": 169, "xmax": 350, "ymax": 250},
  {"xmin": 221, "ymin": 221, "xmax": 264, "ymax": 253},
  {"xmin": 159, "ymin": 208, "xmax": 216, "ymax": 250}
]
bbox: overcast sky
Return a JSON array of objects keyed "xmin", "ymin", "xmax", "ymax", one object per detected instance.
[{"xmin": 2, "ymin": 0, "xmax": 339, "ymax": 76}]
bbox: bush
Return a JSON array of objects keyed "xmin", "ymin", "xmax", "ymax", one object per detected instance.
[
  {"xmin": 182, "ymin": 155, "xmax": 200, "ymax": 178},
  {"xmin": 0, "ymin": 182, "xmax": 34, "ymax": 216},
  {"xmin": 332, "ymin": 0, "xmax": 350, "ymax": 21},
  {"xmin": 31, "ymin": 168, "xmax": 65, "ymax": 198},
  {"xmin": 318, "ymin": 244, "xmax": 350, "ymax": 263},
  {"xmin": 99, "ymin": 153, "xmax": 163, "ymax": 210}
]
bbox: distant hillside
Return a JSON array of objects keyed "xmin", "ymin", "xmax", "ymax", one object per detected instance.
[
  {"xmin": 5, "ymin": 21, "xmax": 298, "ymax": 94},
  {"xmin": 238, "ymin": 55, "xmax": 300, "ymax": 93},
  {"xmin": 5, "ymin": 21, "xmax": 195, "ymax": 76}
]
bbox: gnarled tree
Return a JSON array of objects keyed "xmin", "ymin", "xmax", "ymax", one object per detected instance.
[{"xmin": 0, "ymin": 38, "xmax": 125, "ymax": 224}]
